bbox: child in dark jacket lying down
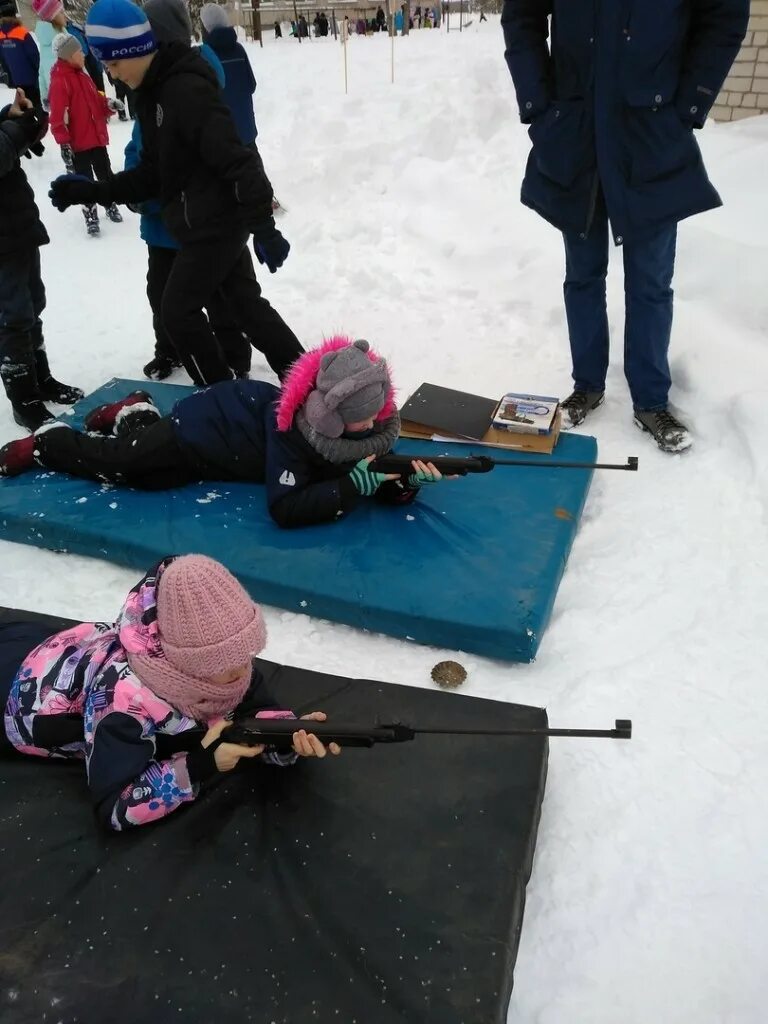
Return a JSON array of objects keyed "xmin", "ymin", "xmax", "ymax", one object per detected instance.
[
  {"xmin": 0, "ymin": 334, "xmax": 450, "ymax": 528},
  {"xmin": 0, "ymin": 554, "xmax": 340, "ymax": 830}
]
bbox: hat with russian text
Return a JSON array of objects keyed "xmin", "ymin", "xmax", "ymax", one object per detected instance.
[{"xmin": 85, "ymin": 0, "xmax": 156, "ymax": 62}]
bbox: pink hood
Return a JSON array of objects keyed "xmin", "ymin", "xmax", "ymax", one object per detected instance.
[{"xmin": 275, "ymin": 334, "xmax": 397, "ymax": 432}]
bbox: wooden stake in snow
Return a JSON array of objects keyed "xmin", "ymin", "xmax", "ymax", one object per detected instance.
[{"xmin": 341, "ymin": 17, "xmax": 348, "ymax": 94}]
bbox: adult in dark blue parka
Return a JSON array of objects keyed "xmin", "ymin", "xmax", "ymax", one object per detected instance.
[{"xmin": 501, "ymin": 0, "xmax": 749, "ymax": 453}]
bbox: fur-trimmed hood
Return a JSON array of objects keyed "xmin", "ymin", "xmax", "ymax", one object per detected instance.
[{"xmin": 275, "ymin": 334, "xmax": 396, "ymax": 433}]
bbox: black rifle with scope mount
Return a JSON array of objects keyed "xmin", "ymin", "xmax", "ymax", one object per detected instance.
[
  {"xmin": 223, "ymin": 717, "xmax": 633, "ymax": 750},
  {"xmin": 368, "ymin": 454, "xmax": 639, "ymax": 476}
]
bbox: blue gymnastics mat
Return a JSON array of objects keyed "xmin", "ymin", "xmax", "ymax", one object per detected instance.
[{"xmin": 0, "ymin": 379, "xmax": 597, "ymax": 661}]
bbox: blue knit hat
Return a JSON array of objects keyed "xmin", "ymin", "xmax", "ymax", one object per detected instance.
[{"xmin": 86, "ymin": 0, "xmax": 157, "ymax": 61}]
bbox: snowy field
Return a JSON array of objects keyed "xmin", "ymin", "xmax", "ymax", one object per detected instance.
[{"xmin": 2, "ymin": 17, "xmax": 768, "ymax": 1023}]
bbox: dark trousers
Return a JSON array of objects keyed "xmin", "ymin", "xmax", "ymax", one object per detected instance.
[
  {"xmin": 71, "ymin": 146, "xmax": 112, "ymax": 182},
  {"xmin": 0, "ymin": 248, "xmax": 45, "ymax": 386},
  {"xmin": 112, "ymin": 77, "xmax": 136, "ymax": 118},
  {"xmin": 160, "ymin": 231, "xmax": 304, "ymax": 385},
  {"xmin": 563, "ymin": 194, "xmax": 677, "ymax": 411},
  {"xmin": 146, "ymin": 246, "xmax": 251, "ymax": 376},
  {"xmin": 35, "ymin": 417, "xmax": 197, "ymax": 491}
]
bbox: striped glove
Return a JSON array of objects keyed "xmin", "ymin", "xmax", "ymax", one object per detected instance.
[{"xmin": 349, "ymin": 458, "xmax": 390, "ymax": 497}]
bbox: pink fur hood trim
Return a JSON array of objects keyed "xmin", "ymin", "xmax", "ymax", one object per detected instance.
[{"xmin": 275, "ymin": 334, "xmax": 397, "ymax": 432}]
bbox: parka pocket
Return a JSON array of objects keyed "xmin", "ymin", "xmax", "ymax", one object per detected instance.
[
  {"xmin": 624, "ymin": 89, "xmax": 697, "ymax": 186},
  {"xmin": 528, "ymin": 100, "xmax": 592, "ymax": 189}
]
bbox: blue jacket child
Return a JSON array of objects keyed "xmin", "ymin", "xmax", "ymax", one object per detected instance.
[
  {"xmin": 0, "ymin": 12, "xmax": 40, "ymax": 100},
  {"xmin": 200, "ymin": 3, "xmax": 257, "ymax": 146}
]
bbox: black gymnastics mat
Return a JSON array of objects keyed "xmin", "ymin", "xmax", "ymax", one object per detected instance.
[{"xmin": 0, "ymin": 609, "xmax": 548, "ymax": 1024}]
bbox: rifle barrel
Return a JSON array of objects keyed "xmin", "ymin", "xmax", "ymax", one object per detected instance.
[
  {"xmin": 483, "ymin": 456, "xmax": 639, "ymax": 472},
  {"xmin": 415, "ymin": 719, "xmax": 632, "ymax": 740}
]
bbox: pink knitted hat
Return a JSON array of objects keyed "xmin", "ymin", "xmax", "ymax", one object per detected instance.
[
  {"xmin": 156, "ymin": 555, "xmax": 267, "ymax": 678},
  {"xmin": 32, "ymin": 0, "xmax": 64, "ymax": 21}
]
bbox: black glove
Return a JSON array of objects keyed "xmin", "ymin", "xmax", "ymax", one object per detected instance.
[
  {"xmin": 60, "ymin": 143, "xmax": 74, "ymax": 172},
  {"xmin": 49, "ymin": 174, "xmax": 102, "ymax": 211},
  {"xmin": 23, "ymin": 140, "xmax": 45, "ymax": 159},
  {"xmin": 253, "ymin": 226, "xmax": 290, "ymax": 274}
]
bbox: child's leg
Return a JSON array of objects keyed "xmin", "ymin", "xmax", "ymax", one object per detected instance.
[
  {"xmin": 206, "ymin": 288, "xmax": 251, "ymax": 378},
  {"xmin": 33, "ymin": 417, "xmax": 196, "ymax": 490},
  {"xmin": 72, "ymin": 150, "xmax": 100, "ymax": 232},
  {"xmin": 160, "ymin": 236, "xmax": 251, "ymax": 385},
  {"xmin": 26, "ymin": 251, "xmax": 83, "ymax": 404},
  {"xmin": 0, "ymin": 250, "xmax": 53, "ymax": 430},
  {"xmin": 146, "ymin": 246, "xmax": 180, "ymax": 369},
  {"xmin": 218, "ymin": 245, "xmax": 304, "ymax": 379}
]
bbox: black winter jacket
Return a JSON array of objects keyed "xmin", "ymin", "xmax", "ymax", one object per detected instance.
[
  {"xmin": 170, "ymin": 379, "xmax": 416, "ymax": 529},
  {"xmin": 100, "ymin": 44, "xmax": 274, "ymax": 243},
  {"xmin": 0, "ymin": 107, "xmax": 49, "ymax": 255}
]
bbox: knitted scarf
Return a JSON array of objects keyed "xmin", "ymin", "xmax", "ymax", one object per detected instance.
[
  {"xmin": 126, "ymin": 650, "xmax": 252, "ymax": 723},
  {"xmin": 294, "ymin": 408, "xmax": 401, "ymax": 465}
]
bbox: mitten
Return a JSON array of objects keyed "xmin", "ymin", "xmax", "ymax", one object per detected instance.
[
  {"xmin": 49, "ymin": 174, "xmax": 101, "ymax": 211},
  {"xmin": 253, "ymin": 226, "xmax": 290, "ymax": 274},
  {"xmin": 348, "ymin": 458, "xmax": 390, "ymax": 497}
]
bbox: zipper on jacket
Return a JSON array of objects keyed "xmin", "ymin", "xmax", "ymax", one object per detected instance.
[
  {"xmin": 623, "ymin": 2, "xmax": 634, "ymax": 40},
  {"xmin": 181, "ymin": 190, "xmax": 191, "ymax": 229}
]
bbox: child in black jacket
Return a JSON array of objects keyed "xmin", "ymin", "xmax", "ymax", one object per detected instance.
[
  {"xmin": 0, "ymin": 89, "xmax": 82, "ymax": 430},
  {"xmin": 48, "ymin": 0, "xmax": 302, "ymax": 387},
  {"xmin": 0, "ymin": 336, "xmax": 451, "ymax": 529}
]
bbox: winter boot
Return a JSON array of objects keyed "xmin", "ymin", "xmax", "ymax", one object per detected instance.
[
  {"xmin": 559, "ymin": 389, "xmax": 605, "ymax": 429},
  {"xmin": 113, "ymin": 402, "xmax": 161, "ymax": 438},
  {"xmin": 1, "ymin": 357, "xmax": 55, "ymax": 432},
  {"xmin": 143, "ymin": 354, "xmax": 181, "ymax": 381},
  {"xmin": 0, "ymin": 434, "xmax": 37, "ymax": 477},
  {"xmin": 83, "ymin": 204, "xmax": 100, "ymax": 237},
  {"xmin": 84, "ymin": 390, "xmax": 154, "ymax": 434},
  {"xmin": 633, "ymin": 409, "xmax": 692, "ymax": 454},
  {"xmin": 106, "ymin": 203, "xmax": 123, "ymax": 224},
  {"xmin": 33, "ymin": 346, "xmax": 84, "ymax": 405}
]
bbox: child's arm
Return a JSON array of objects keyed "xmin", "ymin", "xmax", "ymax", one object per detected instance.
[
  {"xmin": 234, "ymin": 666, "xmax": 298, "ymax": 767},
  {"xmin": 86, "ymin": 671, "xmax": 216, "ymax": 831},
  {"xmin": 265, "ymin": 430, "xmax": 366, "ymax": 529},
  {"xmin": 47, "ymin": 73, "xmax": 70, "ymax": 146},
  {"xmin": 24, "ymin": 32, "xmax": 40, "ymax": 77},
  {"xmin": 238, "ymin": 44, "xmax": 257, "ymax": 94}
]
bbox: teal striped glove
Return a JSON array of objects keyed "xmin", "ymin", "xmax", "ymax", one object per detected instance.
[
  {"xmin": 407, "ymin": 466, "xmax": 441, "ymax": 487},
  {"xmin": 349, "ymin": 458, "xmax": 390, "ymax": 496}
]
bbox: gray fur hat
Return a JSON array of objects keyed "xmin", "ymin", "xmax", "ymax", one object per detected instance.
[
  {"xmin": 144, "ymin": 0, "xmax": 193, "ymax": 44},
  {"xmin": 304, "ymin": 339, "xmax": 390, "ymax": 438}
]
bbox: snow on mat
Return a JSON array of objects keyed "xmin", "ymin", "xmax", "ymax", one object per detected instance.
[{"xmin": 0, "ymin": 378, "xmax": 596, "ymax": 661}]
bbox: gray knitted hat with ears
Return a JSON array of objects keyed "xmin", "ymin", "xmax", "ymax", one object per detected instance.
[{"xmin": 303, "ymin": 339, "xmax": 390, "ymax": 439}]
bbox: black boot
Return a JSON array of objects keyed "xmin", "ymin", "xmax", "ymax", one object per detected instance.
[
  {"xmin": 83, "ymin": 204, "xmax": 100, "ymax": 237},
  {"xmin": 2, "ymin": 361, "xmax": 55, "ymax": 432},
  {"xmin": 33, "ymin": 346, "xmax": 84, "ymax": 405},
  {"xmin": 143, "ymin": 353, "xmax": 181, "ymax": 381}
]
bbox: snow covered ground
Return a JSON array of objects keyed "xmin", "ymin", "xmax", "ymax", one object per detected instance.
[{"xmin": 2, "ymin": 18, "xmax": 768, "ymax": 1023}]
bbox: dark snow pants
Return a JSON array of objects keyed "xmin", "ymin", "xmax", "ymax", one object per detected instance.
[
  {"xmin": 160, "ymin": 231, "xmax": 304, "ymax": 386},
  {"xmin": 34, "ymin": 417, "xmax": 198, "ymax": 491},
  {"xmin": 563, "ymin": 192, "xmax": 677, "ymax": 411},
  {"xmin": 146, "ymin": 245, "xmax": 252, "ymax": 376},
  {"xmin": 0, "ymin": 248, "xmax": 45, "ymax": 400}
]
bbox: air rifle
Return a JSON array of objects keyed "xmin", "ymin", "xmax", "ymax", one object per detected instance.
[
  {"xmin": 369, "ymin": 454, "xmax": 638, "ymax": 476},
  {"xmin": 224, "ymin": 717, "xmax": 633, "ymax": 750}
]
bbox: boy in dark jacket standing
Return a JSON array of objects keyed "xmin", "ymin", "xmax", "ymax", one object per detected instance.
[
  {"xmin": 501, "ymin": 0, "xmax": 749, "ymax": 453},
  {"xmin": 49, "ymin": 0, "xmax": 302, "ymax": 386},
  {"xmin": 0, "ymin": 90, "xmax": 82, "ymax": 430},
  {"xmin": 0, "ymin": 1, "xmax": 41, "ymax": 107},
  {"xmin": 200, "ymin": 3, "xmax": 257, "ymax": 147}
]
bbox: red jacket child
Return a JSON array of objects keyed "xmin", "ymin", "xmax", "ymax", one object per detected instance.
[{"xmin": 48, "ymin": 35, "xmax": 112, "ymax": 152}]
